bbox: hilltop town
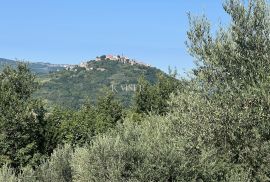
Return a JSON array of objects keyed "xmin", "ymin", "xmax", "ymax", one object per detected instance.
[
  {"xmin": 65, "ymin": 55, "xmax": 151, "ymax": 71},
  {"xmin": 95, "ymin": 55, "xmax": 151, "ymax": 67}
]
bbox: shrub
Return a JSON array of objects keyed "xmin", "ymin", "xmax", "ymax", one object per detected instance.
[
  {"xmin": 0, "ymin": 164, "xmax": 17, "ymax": 182},
  {"xmin": 36, "ymin": 145, "xmax": 73, "ymax": 182},
  {"xmin": 71, "ymin": 115, "xmax": 185, "ymax": 181}
]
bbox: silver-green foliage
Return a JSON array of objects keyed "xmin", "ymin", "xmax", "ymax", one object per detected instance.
[
  {"xmin": 71, "ymin": 116, "xmax": 184, "ymax": 182},
  {"xmin": 36, "ymin": 145, "xmax": 73, "ymax": 182},
  {"xmin": 0, "ymin": 165, "xmax": 36, "ymax": 182},
  {"xmin": 0, "ymin": 164, "xmax": 17, "ymax": 182},
  {"xmin": 177, "ymin": 0, "xmax": 270, "ymax": 180}
]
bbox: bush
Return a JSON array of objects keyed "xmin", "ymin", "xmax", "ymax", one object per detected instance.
[
  {"xmin": 36, "ymin": 145, "xmax": 73, "ymax": 182},
  {"xmin": 71, "ymin": 115, "xmax": 185, "ymax": 181},
  {"xmin": 0, "ymin": 164, "xmax": 17, "ymax": 182}
]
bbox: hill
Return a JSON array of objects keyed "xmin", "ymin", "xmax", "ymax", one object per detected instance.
[
  {"xmin": 0, "ymin": 58, "xmax": 67, "ymax": 74},
  {"xmin": 35, "ymin": 58, "xmax": 164, "ymax": 109},
  {"xmin": 0, "ymin": 56, "xmax": 166, "ymax": 109}
]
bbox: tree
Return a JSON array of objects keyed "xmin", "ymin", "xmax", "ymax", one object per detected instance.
[
  {"xmin": 173, "ymin": 0, "xmax": 270, "ymax": 180},
  {"xmin": 95, "ymin": 90, "xmax": 123, "ymax": 133},
  {"xmin": 133, "ymin": 76, "xmax": 154, "ymax": 114},
  {"xmin": 152, "ymin": 73, "xmax": 180, "ymax": 114},
  {"xmin": 0, "ymin": 64, "xmax": 47, "ymax": 169},
  {"xmin": 45, "ymin": 91, "xmax": 123, "ymax": 147},
  {"xmin": 133, "ymin": 73, "xmax": 180, "ymax": 115},
  {"xmin": 60, "ymin": 104, "xmax": 97, "ymax": 146}
]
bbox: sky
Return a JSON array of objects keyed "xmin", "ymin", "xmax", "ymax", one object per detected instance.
[{"xmin": 0, "ymin": 0, "xmax": 231, "ymax": 75}]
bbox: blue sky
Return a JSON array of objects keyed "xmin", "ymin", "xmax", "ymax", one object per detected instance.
[{"xmin": 0, "ymin": 0, "xmax": 230, "ymax": 74}]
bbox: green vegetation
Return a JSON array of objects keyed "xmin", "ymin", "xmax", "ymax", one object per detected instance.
[
  {"xmin": 134, "ymin": 71, "xmax": 180, "ymax": 115},
  {"xmin": 1, "ymin": 58, "xmax": 166, "ymax": 109},
  {"xmin": 0, "ymin": 64, "xmax": 48, "ymax": 168},
  {"xmin": 1, "ymin": 0, "xmax": 270, "ymax": 181},
  {"xmin": 35, "ymin": 60, "xmax": 164, "ymax": 109},
  {"xmin": 0, "ymin": 61, "xmax": 175, "ymax": 175},
  {"xmin": 45, "ymin": 90, "xmax": 123, "ymax": 147}
]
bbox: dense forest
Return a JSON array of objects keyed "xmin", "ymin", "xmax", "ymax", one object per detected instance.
[{"xmin": 1, "ymin": 0, "xmax": 270, "ymax": 181}]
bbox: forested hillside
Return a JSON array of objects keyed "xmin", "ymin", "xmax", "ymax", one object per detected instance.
[
  {"xmin": 0, "ymin": 58, "xmax": 166, "ymax": 109},
  {"xmin": 1, "ymin": 0, "xmax": 270, "ymax": 181},
  {"xmin": 36, "ymin": 59, "xmax": 164, "ymax": 109}
]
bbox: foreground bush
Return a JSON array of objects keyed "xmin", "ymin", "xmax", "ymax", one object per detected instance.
[
  {"xmin": 71, "ymin": 116, "xmax": 184, "ymax": 181},
  {"xmin": 0, "ymin": 165, "xmax": 17, "ymax": 182},
  {"xmin": 0, "ymin": 106, "xmax": 266, "ymax": 181},
  {"xmin": 69, "ymin": 112, "xmax": 257, "ymax": 181},
  {"xmin": 0, "ymin": 145, "xmax": 73, "ymax": 182},
  {"xmin": 36, "ymin": 145, "xmax": 73, "ymax": 182}
]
